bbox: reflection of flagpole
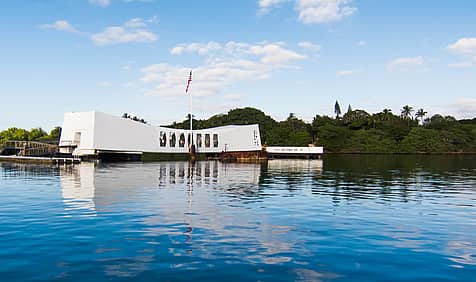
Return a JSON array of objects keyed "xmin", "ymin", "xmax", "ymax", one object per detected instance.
[{"xmin": 185, "ymin": 162, "xmax": 194, "ymax": 248}]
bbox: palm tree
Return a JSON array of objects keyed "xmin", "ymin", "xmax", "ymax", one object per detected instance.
[
  {"xmin": 401, "ymin": 105, "xmax": 414, "ymax": 119},
  {"xmin": 381, "ymin": 108, "xmax": 392, "ymax": 121},
  {"xmin": 401, "ymin": 105, "xmax": 414, "ymax": 127},
  {"xmin": 334, "ymin": 100, "xmax": 342, "ymax": 119},
  {"xmin": 415, "ymin": 108, "xmax": 427, "ymax": 125}
]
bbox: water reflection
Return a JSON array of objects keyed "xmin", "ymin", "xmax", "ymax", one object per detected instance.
[
  {"xmin": 61, "ymin": 163, "xmax": 96, "ymax": 214},
  {"xmin": 1, "ymin": 156, "xmax": 474, "ymax": 281},
  {"xmin": 57, "ymin": 160, "xmax": 325, "ymax": 213},
  {"xmin": 311, "ymin": 155, "xmax": 476, "ymax": 203},
  {"xmin": 56, "ymin": 160, "xmax": 323, "ymax": 275}
]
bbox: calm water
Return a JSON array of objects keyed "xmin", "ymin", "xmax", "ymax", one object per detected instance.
[{"xmin": 0, "ymin": 155, "xmax": 475, "ymax": 281}]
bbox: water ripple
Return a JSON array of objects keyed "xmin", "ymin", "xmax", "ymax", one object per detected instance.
[{"xmin": 0, "ymin": 155, "xmax": 475, "ymax": 281}]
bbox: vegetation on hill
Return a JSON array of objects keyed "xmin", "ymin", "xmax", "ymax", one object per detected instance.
[{"xmin": 168, "ymin": 106, "xmax": 476, "ymax": 153}]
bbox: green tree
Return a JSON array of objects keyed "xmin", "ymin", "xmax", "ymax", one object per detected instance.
[
  {"xmin": 316, "ymin": 124, "xmax": 352, "ymax": 152},
  {"xmin": 343, "ymin": 109, "xmax": 370, "ymax": 130},
  {"xmin": 49, "ymin": 127, "xmax": 62, "ymax": 141},
  {"xmin": 382, "ymin": 109, "xmax": 392, "ymax": 120},
  {"xmin": 334, "ymin": 100, "xmax": 342, "ymax": 119},
  {"xmin": 425, "ymin": 114, "xmax": 457, "ymax": 130},
  {"xmin": 344, "ymin": 129, "xmax": 398, "ymax": 153},
  {"xmin": 400, "ymin": 127, "xmax": 450, "ymax": 153},
  {"xmin": 0, "ymin": 128, "xmax": 29, "ymax": 144},
  {"xmin": 415, "ymin": 108, "xmax": 427, "ymax": 125},
  {"xmin": 29, "ymin": 128, "xmax": 47, "ymax": 141},
  {"xmin": 401, "ymin": 105, "xmax": 414, "ymax": 119},
  {"xmin": 401, "ymin": 105, "xmax": 414, "ymax": 127},
  {"xmin": 311, "ymin": 115, "xmax": 335, "ymax": 143}
]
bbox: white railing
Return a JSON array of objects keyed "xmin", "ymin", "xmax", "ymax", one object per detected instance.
[
  {"xmin": 59, "ymin": 140, "xmax": 80, "ymax": 147},
  {"xmin": 265, "ymin": 146, "xmax": 323, "ymax": 154}
]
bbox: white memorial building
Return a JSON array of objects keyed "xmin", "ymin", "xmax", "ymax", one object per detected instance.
[{"xmin": 59, "ymin": 111, "xmax": 262, "ymax": 160}]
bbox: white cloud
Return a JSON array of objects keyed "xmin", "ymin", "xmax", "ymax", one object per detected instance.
[
  {"xmin": 259, "ymin": 0, "xmax": 288, "ymax": 8},
  {"xmin": 89, "ymin": 0, "xmax": 111, "ymax": 7},
  {"xmin": 170, "ymin": 41, "xmax": 306, "ymax": 65},
  {"xmin": 336, "ymin": 69, "xmax": 361, "ymax": 76},
  {"xmin": 91, "ymin": 18, "xmax": 158, "ymax": 45},
  {"xmin": 98, "ymin": 81, "xmax": 113, "ymax": 87},
  {"xmin": 41, "ymin": 18, "xmax": 158, "ymax": 46},
  {"xmin": 298, "ymin": 41, "xmax": 321, "ymax": 52},
  {"xmin": 124, "ymin": 0, "xmax": 155, "ymax": 2},
  {"xmin": 447, "ymin": 38, "xmax": 476, "ymax": 55},
  {"xmin": 249, "ymin": 44, "xmax": 306, "ymax": 64},
  {"xmin": 124, "ymin": 18, "xmax": 146, "ymax": 28},
  {"xmin": 140, "ymin": 61, "xmax": 269, "ymax": 98},
  {"xmin": 171, "ymin": 41, "xmax": 222, "ymax": 56},
  {"xmin": 142, "ymin": 41, "xmax": 305, "ymax": 98},
  {"xmin": 447, "ymin": 98, "xmax": 476, "ymax": 119},
  {"xmin": 258, "ymin": 0, "xmax": 289, "ymax": 14},
  {"xmin": 296, "ymin": 0, "xmax": 357, "ymax": 24},
  {"xmin": 40, "ymin": 20, "xmax": 80, "ymax": 34},
  {"xmin": 386, "ymin": 56, "xmax": 424, "ymax": 72},
  {"xmin": 448, "ymin": 62, "xmax": 473, "ymax": 68},
  {"xmin": 223, "ymin": 94, "xmax": 244, "ymax": 101},
  {"xmin": 92, "ymin": 27, "xmax": 157, "ymax": 45},
  {"xmin": 446, "ymin": 38, "xmax": 476, "ymax": 68},
  {"xmin": 258, "ymin": 0, "xmax": 356, "ymax": 24},
  {"xmin": 356, "ymin": 40, "xmax": 367, "ymax": 46}
]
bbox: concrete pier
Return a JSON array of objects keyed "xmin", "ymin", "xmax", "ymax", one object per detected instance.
[{"xmin": 0, "ymin": 155, "xmax": 80, "ymax": 165}]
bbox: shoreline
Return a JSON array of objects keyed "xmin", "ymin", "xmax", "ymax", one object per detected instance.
[{"xmin": 323, "ymin": 151, "xmax": 476, "ymax": 155}]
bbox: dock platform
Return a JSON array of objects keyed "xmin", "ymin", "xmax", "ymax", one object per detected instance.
[{"xmin": 0, "ymin": 155, "xmax": 80, "ymax": 165}]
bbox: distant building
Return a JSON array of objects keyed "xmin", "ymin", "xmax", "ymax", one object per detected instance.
[{"xmin": 59, "ymin": 111, "xmax": 262, "ymax": 160}]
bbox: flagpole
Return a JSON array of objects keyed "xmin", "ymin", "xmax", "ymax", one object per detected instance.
[
  {"xmin": 187, "ymin": 70, "xmax": 193, "ymax": 149},
  {"xmin": 189, "ymin": 82, "xmax": 192, "ymax": 139}
]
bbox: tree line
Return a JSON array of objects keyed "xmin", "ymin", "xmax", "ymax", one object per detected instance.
[
  {"xmin": 168, "ymin": 104, "xmax": 476, "ymax": 153},
  {"xmin": 0, "ymin": 127, "xmax": 62, "ymax": 145},
  {"xmin": 122, "ymin": 113, "xmax": 147, "ymax": 124}
]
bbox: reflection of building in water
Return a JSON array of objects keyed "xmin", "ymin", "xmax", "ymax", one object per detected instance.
[
  {"xmin": 266, "ymin": 159, "xmax": 323, "ymax": 173},
  {"xmin": 262, "ymin": 160, "xmax": 324, "ymax": 191},
  {"xmin": 59, "ymin": 161, "xmax": 264, "ymax": 212},
  {"xmin": 60, "ymin": 162, "xmax": 96, "ymax": 213},
  {"xmin": 58, "ymin": 160, "xmax": 324, "ymax": 213},
  {"xmin": 58, "ymin": 161, "xmax": 318, "ymax": 267},
  {"xmin": 156, "ymin": 161, "xmax": 262, "ymax": 186}
]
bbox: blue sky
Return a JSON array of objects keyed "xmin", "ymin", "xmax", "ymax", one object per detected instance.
[{"xmin": 1, "ymin": 0, "xmax": 475, "ymax": 130}]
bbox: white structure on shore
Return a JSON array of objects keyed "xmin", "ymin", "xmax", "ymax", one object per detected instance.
[{"xmin": 59, "ymin": 111, "xmax": 261, "ymax": 157}]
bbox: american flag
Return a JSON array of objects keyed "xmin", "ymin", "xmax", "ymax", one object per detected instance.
[{"xmin": 185, "ymin": 70, "xmax": 192, "ymax": 94}]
